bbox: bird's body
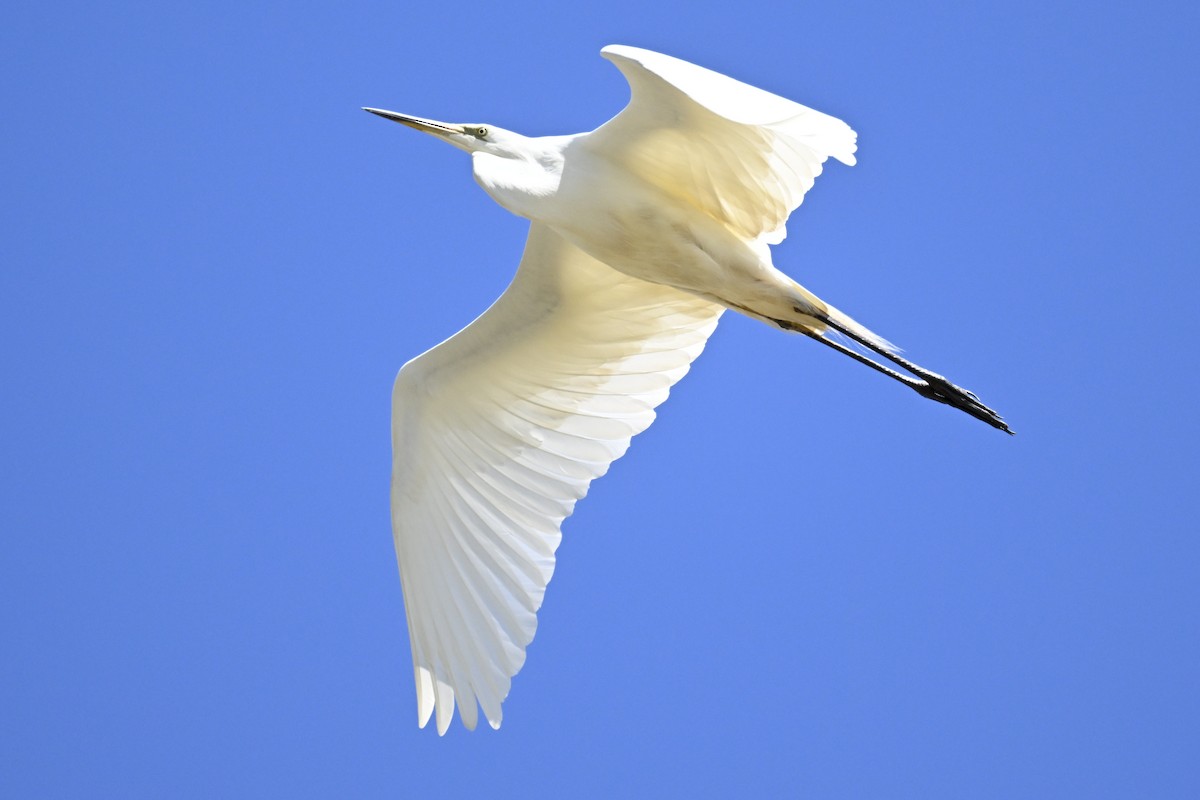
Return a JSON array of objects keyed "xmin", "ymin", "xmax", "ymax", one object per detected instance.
[
  {"xmin": 467, "ymin": 58, "xmax": 848, "ymax": 337},
  {"xmin": 366, "ymin": 45, "xmax": 1009, "ymax": 735},
  {"xmin": 556, "ymin": 158, "xmax": 817, "ymax": 323}
]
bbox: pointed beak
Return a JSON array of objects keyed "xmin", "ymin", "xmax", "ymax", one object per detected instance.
[{"xmin": 362, "ymin": 108, "xmax": 466, "ymax": 137}]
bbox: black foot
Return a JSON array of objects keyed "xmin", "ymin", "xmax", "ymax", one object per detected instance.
[{"xmin": 907, "ymin": 369, "xmax": 1012, "ymax": 434}]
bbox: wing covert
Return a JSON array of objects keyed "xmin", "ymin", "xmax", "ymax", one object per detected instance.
[
  {"xmin": 391, "ymin": 223, "xmax": 723, "ymax": 734},
  {"xmin": 585, "ymin": 44, "xmax": 857, "ymax": 245}
]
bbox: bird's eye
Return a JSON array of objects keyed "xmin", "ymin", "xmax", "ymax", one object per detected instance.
[{"xmin": 475, "ymin": 127, "xmax": 488, "ymax": 138}]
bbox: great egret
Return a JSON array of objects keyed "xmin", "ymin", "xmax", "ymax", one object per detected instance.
[{"xmin": 365, "ymin": 44, "xmax": 1010, "ymax": 735}]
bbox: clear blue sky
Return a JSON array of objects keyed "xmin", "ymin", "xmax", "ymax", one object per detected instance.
[{"xmin": 3, "ymin": 0, "xmax": 1198, "ymax": 796}]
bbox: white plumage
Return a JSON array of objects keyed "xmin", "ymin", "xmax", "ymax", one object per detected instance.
[
  {"xmin": 392, "ymin": 224, "xmax": 722, "ymax": 733},
  {"xmin": 366, "ymin": 44, "xmax": 1009, "ymax": 735}
]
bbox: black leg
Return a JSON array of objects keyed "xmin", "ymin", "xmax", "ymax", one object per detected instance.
[{"xmin": 809, "ymin": 316, "xmax": 1013, "ymax": 435}]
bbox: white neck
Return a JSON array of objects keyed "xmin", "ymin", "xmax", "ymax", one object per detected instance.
[{"xmin": 471, "ymin": 136, "xmax": 570, "ymax": 220}]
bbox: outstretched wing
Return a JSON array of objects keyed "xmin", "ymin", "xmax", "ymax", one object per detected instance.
[
  {"xmin": 584, "ymin": 44, "xmax": 857, "ymax": 245},
  {"xmin": 391, "ymin": 223, "xmax": 723, "ymax": 734}
]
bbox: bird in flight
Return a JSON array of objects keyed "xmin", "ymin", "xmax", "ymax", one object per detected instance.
[{"xmin": 365, "ymin": 44, "xmax": 1010, "ymax": 735}]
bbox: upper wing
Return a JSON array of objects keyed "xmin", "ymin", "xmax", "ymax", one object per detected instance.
[
  {"xmin": 584, "ymin": 44, "xmax": 857, "ymax": 245},
  {"xmin": 391, "ymin": 223, "xmax": 724, "ymax": 734}
]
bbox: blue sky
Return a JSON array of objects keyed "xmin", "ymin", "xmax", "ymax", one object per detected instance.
[{"xmin": 3, "ymin": 0, "xmax": 1198, "ymax": 796}]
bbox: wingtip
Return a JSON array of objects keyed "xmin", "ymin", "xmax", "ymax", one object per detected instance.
[{"xmin": 599, "ymin": 44, "xmax": 644, "ymax": 65}]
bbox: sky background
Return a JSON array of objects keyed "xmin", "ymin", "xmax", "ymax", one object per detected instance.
[{"xmin": 3, "ymin": 0, "xmax": 1198, "ymax": 796}]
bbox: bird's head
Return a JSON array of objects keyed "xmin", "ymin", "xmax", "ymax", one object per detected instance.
[
  {"xmin": 363, "ymin": 108, "xmax": 522, "ymax": 158},
  {"xmin": 364, "ymin": 106, "xmax": 563, "ymax": 218}
]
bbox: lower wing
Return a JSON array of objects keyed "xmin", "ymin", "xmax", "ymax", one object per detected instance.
[{"xmin": 390, "ymin": 222, "xmax": 724, "ymax": 733}]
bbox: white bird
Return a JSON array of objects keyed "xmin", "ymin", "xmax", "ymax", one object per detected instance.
[{"xmin": 365, "ymin": 44, "xmax": 1009, "ymax": 735}]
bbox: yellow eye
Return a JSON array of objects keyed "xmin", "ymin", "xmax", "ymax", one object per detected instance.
[{"xmin": 476, "ymin": 127, "xmax": 488, "ymax": 138}]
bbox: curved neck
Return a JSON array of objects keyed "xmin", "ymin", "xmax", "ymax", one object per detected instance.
[{"xmin": 471, "ymin": 138, "xmax": 568, "ymax": 220}]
